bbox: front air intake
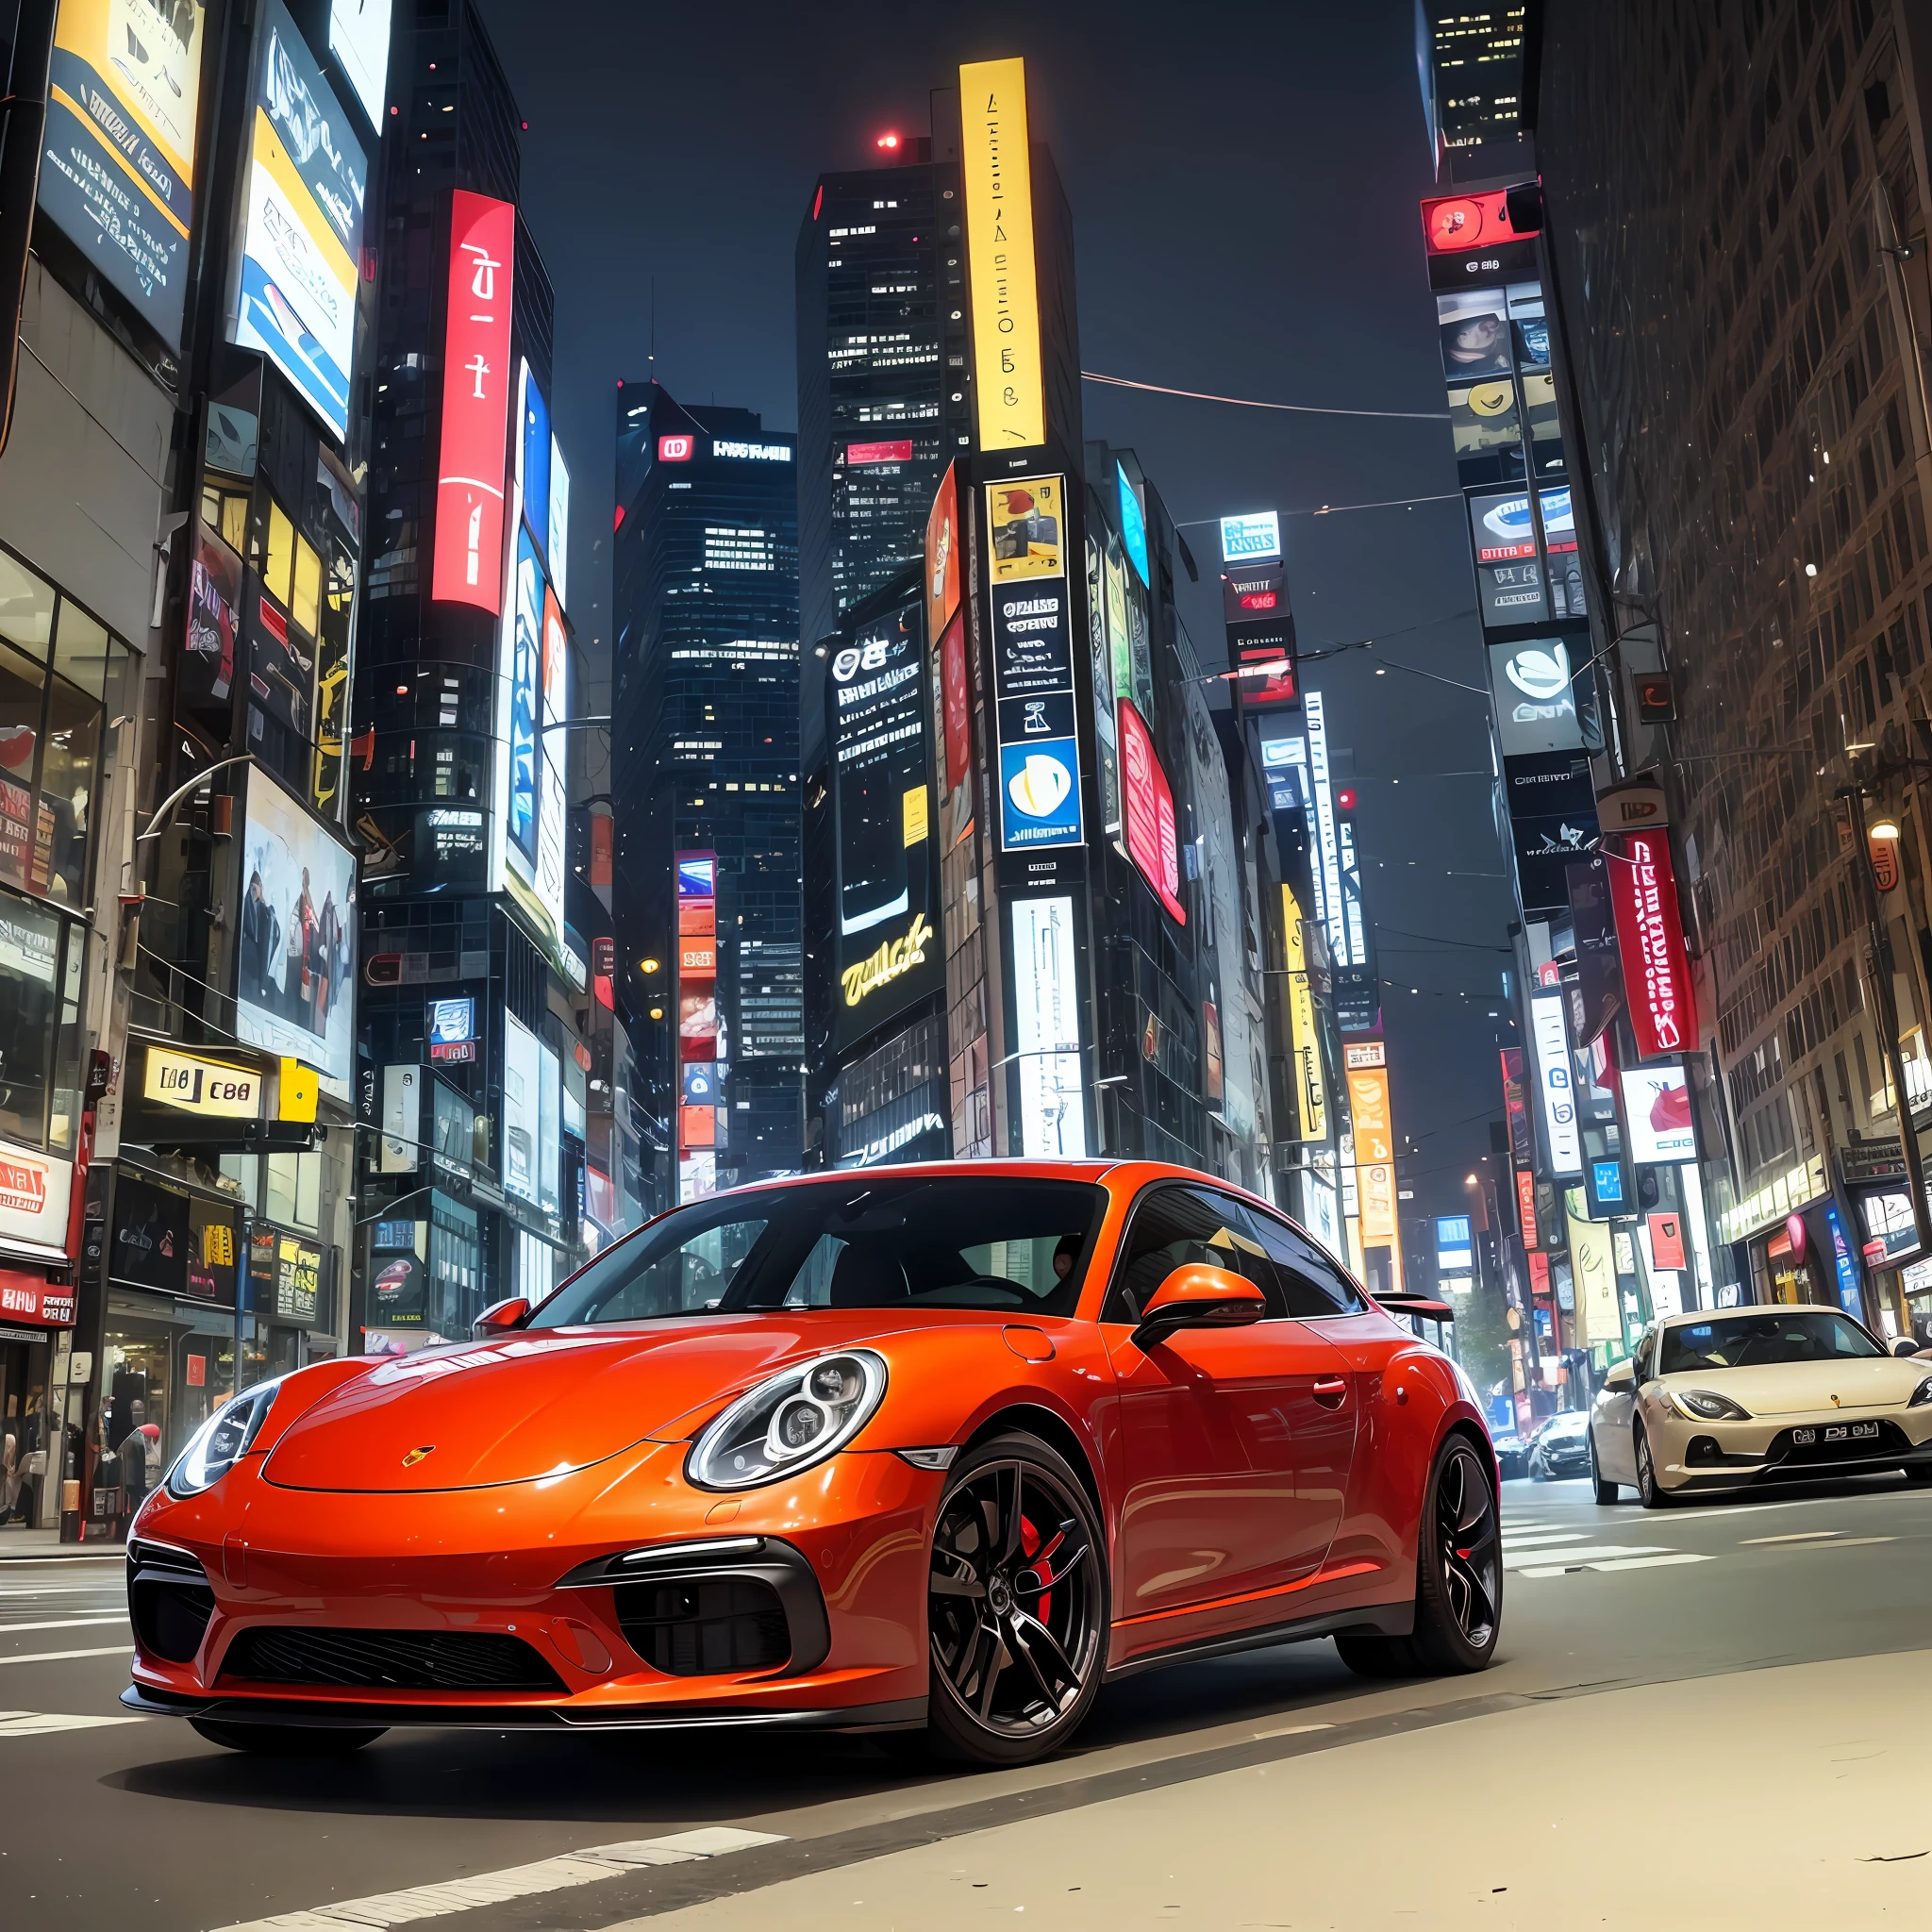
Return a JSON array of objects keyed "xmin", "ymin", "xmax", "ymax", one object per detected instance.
[
  {"xmin": 221, "ymin": 1626, "xmax": 564, "ymax": 1692},
  {"xmin": 612, "ymin": 1576, "xmax": 791, "ymax": 1676}
]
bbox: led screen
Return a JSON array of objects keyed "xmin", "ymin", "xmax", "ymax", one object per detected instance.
[
  {"xmin": 229, "ymin": 0, "xmax": 368, "ymax": 440},
  {"xmin": 235, "ymin": 767, "xmax": 357, "ymax": 1097},
  {"xmin": 1011, "ymin": 897, "xmax": 1087, "ymax": 1158},
  {"xmin": 41, "ymin": 0, "xmax": 206, "ymax": 348},
  {"xmin": 327, "ymin": 0, "xmax": 392, "ymax": 126}
]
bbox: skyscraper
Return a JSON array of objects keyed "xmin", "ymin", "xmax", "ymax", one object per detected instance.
[
  {"xmin": 612, "ymin": 384, "xmax": 803, "ymax": 1210},
  {"xmin": 351, "ymin": 0, "xmax": 593, "ymax": 1341},
  {"xmin": 794, "ymin": 132, "xmax": 973, "ymax": 686}
]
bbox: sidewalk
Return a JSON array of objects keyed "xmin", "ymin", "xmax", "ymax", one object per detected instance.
[{"xmin": 0, "ymin": 1526, "xmax": 122, "ymax": 1559}]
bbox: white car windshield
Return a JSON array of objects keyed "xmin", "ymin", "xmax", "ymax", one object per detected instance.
[{"xmin": 1658, "ymin": 1312, "xmax": 1883, "ymax": 1374}]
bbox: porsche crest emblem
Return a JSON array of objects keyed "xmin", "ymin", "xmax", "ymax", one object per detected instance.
[
  {"xmin": 402, "ymin": 1445, "xmax": 436, "ymax": 1466},
  {"xmin": 1829, "ymin": 1394, "xmax": 1841, "ymax": 1408}
]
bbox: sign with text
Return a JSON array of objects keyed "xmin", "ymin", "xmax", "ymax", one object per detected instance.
[
  {"xmin": 1608, "ymin": 832, "xmax": 1692, "ymax": 1059},
  {"xmin": 960, "ymin": 57, "xmax": 1044, "ymax": 450}
]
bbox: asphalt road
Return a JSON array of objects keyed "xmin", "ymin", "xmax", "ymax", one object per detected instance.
[{"xmin": 7, "ymin": 1474, "xmax": 1932, "ymax": 1929}]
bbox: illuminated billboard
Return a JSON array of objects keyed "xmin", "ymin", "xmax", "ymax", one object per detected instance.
[
  {"xmin": 42, "ymin": 0, "xmax": 205, "ymax": 348},
  {"xmin": 960, "ymin": 58, "xmax": 1043, "ymax": 451},
  {"xmin": 987, "ymin": 477, "xmax": 1083, "ymax": 856},
  {"xmin": 1621, "ymin": 1062, "xmax": 1694, "ymax": 1165},
  {"xmin": 548, "ymin": 437, "xmax": 571, "ymax": 610},
  {"xmin": 675, "ymin": 850, "xmax": 719, "ymax": 1204},
  {"xmin": 1011, "ymin": 897, "xmax": 1087, "ymax": 1158},
  {"xmin": 229, "ymin": 0, "xmax": 367, "ymax": 440},
  {"xmin": 1118, "ymin": 699, "xmax": 1183, "ymax": 924},
  {"xmin": 519, "ymin": 364, "xmax": 551, "ymax": 556},
  {"xmin": 830, "ymin": 598, "xmax": 941, "ymax": 1050},
  {"xmin": 328, "ymin": 0, "xmax": 392, "ymax": 126},
  {"xmin": 235, "ymin": 767, "xmax": 357, "ymax": 1099},
  {"xmin": 1117, "ymin": 463, "xmax": 1149, "ymax": 585},
  {"xmin": 1349, "ymin": 1060, "xmax": 1398, "ymax": 1249},
  {"xmin": 1219, "ymin": 512, "xmax": 1281, "ymax": 562},
  {"xmin": 1488, "ymin": 638, "xmax": 1584, "ymax": 757},
  {"xmin": 501, "ymin": 1008, "xmax": 558, "ymax": 1212},
  {"xmin": 1282, "ymin": 885, "xmax": 1326, "ymax": 1141},
  {"xmin": 1528, "ymin": 990, "xmax": 1582, "ymax": 1174},
  {"xmin": 432, "ymin": 191, "xmax": 515, "ymax": 608}
]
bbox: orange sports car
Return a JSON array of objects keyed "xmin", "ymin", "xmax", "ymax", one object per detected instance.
[{"xmin": 122, "ymin": 1161, "xmax": 1500, "ymax": 1766}]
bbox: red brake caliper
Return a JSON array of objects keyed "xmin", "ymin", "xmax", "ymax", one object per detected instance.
[{"xmin": 1020, "ymin": 1516, "xmax": 1049, "ymax": 1622}]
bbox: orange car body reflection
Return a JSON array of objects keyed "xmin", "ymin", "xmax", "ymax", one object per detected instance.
[{"xmin": 125, "ymin": 1161, "xmax": 1485, "ymax": 1724}]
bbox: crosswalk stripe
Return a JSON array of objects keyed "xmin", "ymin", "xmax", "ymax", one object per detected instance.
[
  {"xmin": 1503, "ymin": 1543, "xmax": 1671, "ymax": 1570},
  {"xmin": 211, "ymin": 1826, "xmax": 788, "ymax": 1931},
  {"xmin": 1518, "ymin": 1553, "xmax": 1714, "ymax": 1578},
  {"xmin": 1500, "ymin": 1530, "xmax": 1589, "ymax": 1547},
  {"xmin": 0, "ymin": 1616, "xmax": 129, "ymax": 1636},
  {"xmin": 0, "ymin": 1709, "xmax": 145, "ymax": 1736},
  {"xmin": 0, "ymin": 1645, "xmax": 132, "ymax": 1667}
]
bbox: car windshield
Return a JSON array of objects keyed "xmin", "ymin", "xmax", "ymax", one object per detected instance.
[
  {"xmin": 1658, "ymin": 1311, "xmax": 1884, "ymax": 1374},
  {"xmin": 530, "ymin": 1176, "xmax": 1108, "ymax": 1326}
]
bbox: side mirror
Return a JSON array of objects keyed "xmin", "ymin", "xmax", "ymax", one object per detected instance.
[
  {"xmin": 1132, "ymin": 1264, "xmax": 1267, "ymax": 1350},
  {"xmin": 472, "ymin": 1295, "xmax": 532, "ymax": 1340},
  {"xmin": 1603, "ymin": 1357, "xmax": 1636, "ymax": 1391},
  {"xmin": 1895, "ymin": 1337, "xmax": 1924, "ymax": 1358}
]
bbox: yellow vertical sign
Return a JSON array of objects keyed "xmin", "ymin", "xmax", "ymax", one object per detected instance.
[
  {"xmin": 1348, "ymin": 1065, "xmax": 1397, "ymax": 1245},
  {"xmin": 1567, "ymin": 1208, "xmax": 1623, "ymax": 1345},
  {"xmin": 1282, "ymin": 886, "xmax": 1326, "ymax": 1141},
  {"xmin": 959, "ymin": 57, "xmax": 1045, "ymax": 451}
]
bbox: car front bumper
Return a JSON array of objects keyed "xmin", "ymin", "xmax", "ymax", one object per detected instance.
[
  {"xmin": 1655, "ymin": 1405, "xmax": 1932, "ymax": 1493},
  {"xmin": 124, "ymin": 1441, "xmax": 940, "ymax": 1730}
]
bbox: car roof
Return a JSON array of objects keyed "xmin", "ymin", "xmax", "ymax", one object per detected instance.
[{"xmin": 1655, "ymin": 1305, "xmax": 1840, "ymax": 1328}]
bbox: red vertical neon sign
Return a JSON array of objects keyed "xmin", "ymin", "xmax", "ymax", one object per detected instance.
[
  {"xmin": 1608, "ymin": 832, "xmax": 1692, "ymax": 1059},
  {"xmin": 432, "ymin": 192, "xmax": 516, "ymax": 610}
]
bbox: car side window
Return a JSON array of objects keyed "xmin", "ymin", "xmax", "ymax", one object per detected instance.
[
  {"xmin": 1633, "ymin": 1329, "xmax": 1657, "ymax": 1383},
  {"xmin": 1245, "ymin": 1210, "xmax": 1371, "ymax": 1318},
  {"xmin": 1102, "ymin": 1185, "xmax": 1282, "ymax": 1324}
]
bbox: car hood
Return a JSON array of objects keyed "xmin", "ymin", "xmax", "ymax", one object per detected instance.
[
  {"xmin": 1659, "ymin": 1357, "xmax": 1931, "ymax": 1417},
  {"xmin": 261, "ymin": 1320, "xmax": 871, "ymax": 1492}
]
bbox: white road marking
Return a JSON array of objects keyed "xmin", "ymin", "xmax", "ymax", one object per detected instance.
[
  {"xmin": 0, "ymin": 1645, "xmax": 132, "ymax": 1667},
  {"xmin": 1254, "ymin": 1722, "xmax": 1336, "ymax": 1740},
  {"xmin": 1741, "ymin": 1531, "xmax": 1842, "ymax": 1544},
  {"xmin": 1801, "ymin": 1536, "xmax": 1898, "ymax": 1548},
  {"xmin": 212, "ymin": 1827, "xmax": 788, "ymax": 1931},
  {"xmin": 1517, "ymin": 1552, "xmax": 1714, "ymax": 1578},
  {"xmin": 0, "ymin": 1616, "xmax": 129, "ymax": 1635},
  {"xmin": 0, "ymin": 1585, "xmax": 124, "ymax": 1597},
  {"xmin": 0, "ymin": 1709, "xmax": 145, "ymax": 1736},
  {"xmin": 1503, "ymin": 1543, "xmax": 1673, "ymax": 1571},
  {"xmin": 1500, "ymin": 1530, "xmax": 1590, "ymax": 1547}
]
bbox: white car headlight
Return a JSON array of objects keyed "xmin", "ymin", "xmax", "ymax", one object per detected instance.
[
  {"xmin": 1908, "ymin": 1376, "xmax": 1932, "ymax": 1408},
  {"xmin": 687, "ymin": 1351, "xmax": 887, "ymax": 1491},
  {"xmin": 165, "ymin": 1379, "xmax": 285, "ymax": 1498},
  {"xmin": 1666, "ymin": 1387, "xmax": 1752, "ymax": 1423}
]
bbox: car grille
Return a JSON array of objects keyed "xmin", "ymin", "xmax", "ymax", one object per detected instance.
[
  {"xmin": 221, "ymin": 1626, "xmax": 565, "ymax": 1692},
  {"xmin": 1766, "ymin": 1418, "xmax": 1913, "ymax": 1467},
  {"xmin": 612, "ymin": 1577, "xmax": 791, "ymax": 1677},
  {"xmin": 127, "ymin": 1542, "xmax": 216, "ymax": 1665}
]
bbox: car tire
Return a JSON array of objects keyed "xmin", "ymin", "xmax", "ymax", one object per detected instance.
[
  {"xmin": 923, "ymin": 1431, "xmax": 1109, "ymax": 1769},
  {"xmin": 1337, "ymin": 1435, "xmax": 1501, "ymax": 1682},
  {"xmin": 189, "ymin": 1719, "xmax": 385, "ymax": 1757},
  {"xmin": 1905, "ymin": 1463, "xmax": 1932, "ymax": 1485},
  {"xmin": 1588, "ymin": 1426, "xmax": 1618, "ymax": 1505},
  {"xmin": 1634, "ymin": 1424, "xmax": 1671, "ymax": 1508}
]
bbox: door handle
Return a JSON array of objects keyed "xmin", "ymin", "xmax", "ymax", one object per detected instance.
[{"xmin": 1312, "ymin": 1377, "xmax": 1348, "ymax": 1407}]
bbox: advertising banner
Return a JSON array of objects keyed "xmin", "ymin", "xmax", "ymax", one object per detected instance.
[
  {"xmin": 1500, "ymin": 1046, "xmax": 1532, "ymax": 1164},
  {"xmin": 1516, "ymin": 1166, "xmax": 1540, "ymax": 1249},
  {"xmin": 1348, "ymin": 1063, "xmax": 1397, "ymax": 1243},
  {"xmin": 519, "ymin": 364, "xmax": 551, "ymax": 558},
  {"xmin": 432, "ymin": 191, "xmax": 515, "ymax": 608},
  {"xmin": 1467, "ymin": 489, "xmax": 1548, "ymax": 629},
  {"xmin": 1219, "ymin": 512, "xmax": 1281, "ymax": 562},
  {"xmin": 1567, "ymin": 1208, "xmax": 1623, "ymax": 1344},
  {"xmin": 675, "ymin": 851, "xmax": 718, "ymax": 1204},
  {"xmin": 0, "ymin": 1131, "xmax": 74, "ymax": 1264},
  {"xmin": 924, "ymin": 460, "xmax": 961, "ymax": 643},
  {"xmin": 831, "ymin": 599, "xmax": 941, "ymax": 1048},
  {"xmin": 1420, "ymin": 190, "xmax": 1538, "ymax": 287},
  {"xmin": 328, "ymin": 0, "xmax": 393, "ymax": 126},
  {"xmin": 1489, "ymin": 638, "xmax": 1585, "ymax": 757},
  {"xmin": 42, "ymin": 0, "xmax": 205, "ymax": 348},
  {"xmin": 182, "ymin": 532, "xmax": 240, "ymax": 708},
  {"xmin": 111, "ymin": 1173, "xmax": 188, "ymax": 1295},
  {"xmin": 1010, "ymin": 896, "xmax": 1087, "ymax": 1158},
  {"xmin": 1621, "ymin": 1061, "xmax": 1695, "ymax": 1164},
  {"xmin": 1608, "ymin": 831, "xmax": 1693, "ymax": 1059},
  {"xmin": 1283, "ymin": 886, "xmax": 1326, "ymax": 1141},
  {"xmin": 1529, "ymin": 990, "xmax": 1582, "ymax": 1174},
  {"xmin": 1118, "ymin": 699, "xmax": 1184, "ymax": 924},
  {"xmin": 959, "ymin": 58, "xmax": 1043, "ymax": 451},
  {"xmin": 426, "ymin": 996, "xmax": 475, "ymax": 1063},
  {"xmin": 230, "ymin": 0, "xmax": 367, "ymax": 440},
  {"xmin": 236, "ymin": 768, "xmax": 356, "ymax": 1098},
  {"xmin": 1436, "ymin": 1215, "xmax": 1474, "ymax": 1273},
  {"xmin": 501, "ymin": 1009, "xmax": 545, "ymax": 1206},
  {"xmin": 988, "ymin": 479, "xmax": 1082, "ymax": 856}
]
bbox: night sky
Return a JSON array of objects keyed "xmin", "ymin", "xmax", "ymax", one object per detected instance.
[{"xmin": 475, "ymin": 0, "xmax": 1520, "ymax": 1239}]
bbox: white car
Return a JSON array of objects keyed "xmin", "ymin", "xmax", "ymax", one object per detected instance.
[{"xmin": 1588, "ymin": 1306, "xmax": 1932, "ymax": 1507}]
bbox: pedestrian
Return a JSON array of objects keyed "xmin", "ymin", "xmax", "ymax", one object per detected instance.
[
  {"xmin": 1, "ymin": 1430, "xmax": 16, "ymax": 1526},
  {"xmin": 125, "ymin": 1422, "xmax": 161, "ymax": 1516}
]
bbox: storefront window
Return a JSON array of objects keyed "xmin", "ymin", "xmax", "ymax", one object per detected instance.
[
  {"xmin": 0, "ymin": 545, "xmax": 132, "ymax": 910},
  {"xmin": 0, "ymin": 896, "xmax": 75, "ymax": 1150},
  {"xmin": 263, "ymin": 1151, "xmax": 322, "ymax": 1230}
]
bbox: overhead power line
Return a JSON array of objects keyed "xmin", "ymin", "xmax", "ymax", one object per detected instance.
[{"xmin": 1083, "ymin": 370, "xmax": 1451, "ymax": 421}]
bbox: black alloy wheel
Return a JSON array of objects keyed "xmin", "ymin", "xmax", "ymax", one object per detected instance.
[
  {"xmin": 924, "ymin": 1432, "xmax": 1108, "ymax": 1766},
  {"xmin": 1634, "ymin": 1423, "xmax": 1670, "ymax": 1508},
  {"xmin": 1337, "ymin": 1435, "xmax": 1501, "ymax": 1680},
  {"xmin": 190, "ymin": 1718, "xmax": 386, "ymax": 1756},
  {"xmin": 1589, "ymin": 1424, "xmax": 1619, "ymax": 1505}
]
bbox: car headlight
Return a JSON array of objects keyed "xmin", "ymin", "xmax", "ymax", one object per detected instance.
[
  {"xmin": 1666, "ymin": 1388, "xmax": 1752, "ymax": 1423},
  {"xmin": 1909, "ymin": 1376, "xmax": 1932, "ymax": 1408},
  {"xmin": 165, "ymin": 1379, "xmax": 285, "ymax": 1499},
  {"xmin": 687, "ymin": 1351, "xmax": 887, "ymax": 1491}
]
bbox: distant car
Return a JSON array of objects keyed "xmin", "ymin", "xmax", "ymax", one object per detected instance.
[
  {"xmin": 1492, "ymin": 1435, "xmax": 1530, "ymax": 1481},
  {"xmin": 1527, "ymin": 1411, "xmax": 1591, "ymax": 1481},
  {"xmin": 1589, "ymin": 1307, "xmax": 1932, "ymax": 1507}
]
